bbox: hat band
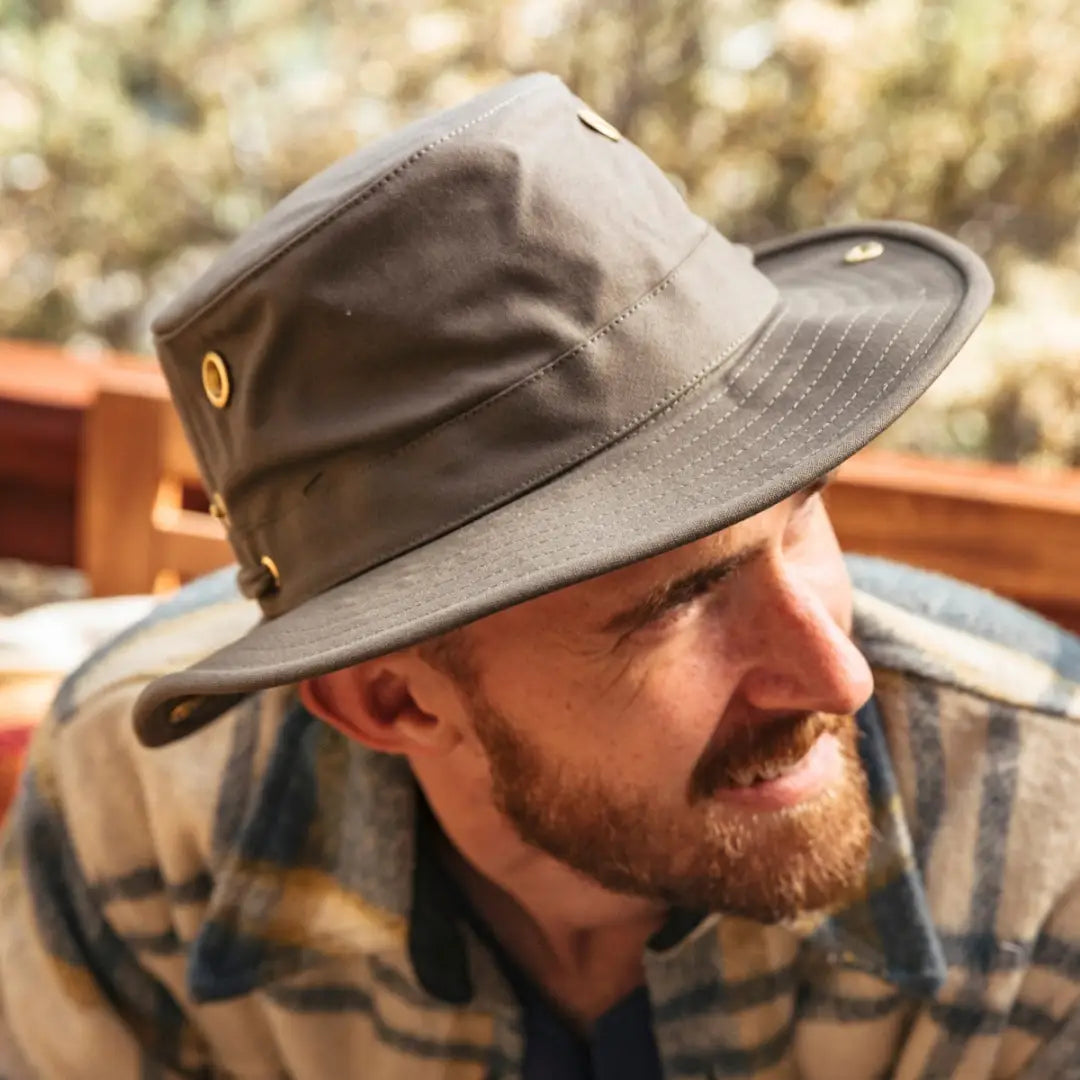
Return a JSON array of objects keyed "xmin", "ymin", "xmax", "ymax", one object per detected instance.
[{"xmin": 237, "ymin": 227, "xmax": 779, "ymax": 615}]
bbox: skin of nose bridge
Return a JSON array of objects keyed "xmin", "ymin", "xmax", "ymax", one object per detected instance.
[{"xmin": 733, "ymin": 554, "xmax": 871, "ymax": 715}]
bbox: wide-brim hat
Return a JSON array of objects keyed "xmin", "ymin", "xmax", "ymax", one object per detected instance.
[{"xmin": 135, "ymin": 72, "xmax": 992, "ymax": 746}]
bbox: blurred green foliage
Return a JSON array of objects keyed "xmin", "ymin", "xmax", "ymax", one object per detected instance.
[{"xmin": 2, "ymin": 0, "xmax": 1079, "ymax": 463}]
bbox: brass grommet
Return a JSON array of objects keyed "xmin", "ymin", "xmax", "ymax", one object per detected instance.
[
  {"xmin": 577, "ymin": 107, "xmax": 622, "ymax": 142},
  {"xmin": 843, "ymin": 240, "xmax": 885, "ymax": 264},
  {"xmin": 208, "ymin": 492, "xmax": 229, "ymax": 524},
  {"xmin": 169, "ymin": 698, "xmax": 199, "ymax": 724},
  {"xmin": 260, "ymin": 555, "xmax": 281, "ymax": 590},
  {"xmin": 201, "ymin": 351, "xmax": 231, "ymax": 408}
]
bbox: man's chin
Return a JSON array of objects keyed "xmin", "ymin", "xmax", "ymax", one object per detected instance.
[{"xmin": 677, "ymin": 804, "xmax": 870, "ymax": 922}]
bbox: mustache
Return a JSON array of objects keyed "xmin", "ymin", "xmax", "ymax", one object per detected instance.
[{"xmin": 687, "ymin": 711, "xmax": 852, "ymax": 804}]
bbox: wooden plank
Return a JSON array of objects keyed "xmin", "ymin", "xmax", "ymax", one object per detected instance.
[
  {"xmin": 161, "ymin": 405, "xmax": 200, "ymax": 479},
  {"xmin": 0, "ymin": 339, "xmax": 101, "ymax": 409},
  {"xmin": 78, "ymin": 384, "xmax": 166, "ymax": 596},
  {"xmin": 834, "ymin": 450, "xmax": 1080, "ymax": 514},
  {"xmin": 151, "ymin": 512, "xmax": 231, "ymax": 579},
  {"xmin": 0, "ymin": 388, "xmax": 85, "ymax": 568},
  {"xmin": 828, "ymin": 452, "xmax": 1080, "ymax": 617}
]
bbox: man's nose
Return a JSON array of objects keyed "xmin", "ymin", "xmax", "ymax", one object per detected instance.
[{"xmin": 734, "ymin": 559, "xmax": 874, "ymax": 718}]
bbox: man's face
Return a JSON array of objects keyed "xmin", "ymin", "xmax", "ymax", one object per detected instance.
[{"xmin": 445, "ymin": 480, "xmax": 876, "ymax": 924}]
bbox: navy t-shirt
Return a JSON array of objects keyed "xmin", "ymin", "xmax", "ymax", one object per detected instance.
[
  {"xmin": 508, "ymin": 958, "xmax": 663, "ymax": 1080},
  {"xmin": 409, "ymin": 799, "xmax": 665, "ymax": 1079}
]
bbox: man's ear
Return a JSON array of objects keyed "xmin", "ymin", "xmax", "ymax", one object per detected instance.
[{"xmin": 299, "ymin": 654, "xmax": 464, "ymax": 757}]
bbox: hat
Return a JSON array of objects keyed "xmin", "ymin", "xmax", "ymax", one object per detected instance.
[{"xmin": 135, "ymin": 72, "xmax": 992, "ymax": 746}]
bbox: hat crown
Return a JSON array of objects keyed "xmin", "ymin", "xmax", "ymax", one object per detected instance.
[{"xmin": 153, "ymin": 74, "xmax": 778, "ymax": 612}]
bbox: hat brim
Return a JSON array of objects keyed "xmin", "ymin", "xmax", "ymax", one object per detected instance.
[{"xmin": 135, "ymin": 220, "xmax": 992, "ymax": 745}]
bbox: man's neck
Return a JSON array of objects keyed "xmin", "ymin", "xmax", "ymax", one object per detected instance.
[{"xmin": 422, "ymin": 785, "xmax": 666, "ymax": 1031}]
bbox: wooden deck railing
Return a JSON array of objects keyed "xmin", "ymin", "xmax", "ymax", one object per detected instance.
[{"xmin": 1, "ymin": 339, "xmax": 1079, "ymax": 634}]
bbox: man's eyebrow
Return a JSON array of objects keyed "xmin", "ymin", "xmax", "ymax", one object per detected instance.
[
  {"xmin": 600, "ymin": 545, "xmax": 765, "ymax": 635},
  {"xmin": 599, "ymin": 471, "xmax": 837, "ymax": 636}
]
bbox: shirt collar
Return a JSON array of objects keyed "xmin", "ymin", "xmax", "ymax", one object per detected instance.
[{"xmin": 798, "ymin": 697, "xmax": 946, "ymax": 994}]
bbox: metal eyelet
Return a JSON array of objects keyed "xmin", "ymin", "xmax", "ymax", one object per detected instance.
[
  {"xmin": 169, "ymin": 698, "xmax": 200, "ymax": 724},
  {"xmin": 201, "ymin": 351, "xmax": 232, "ymax": 408},
  {"xmin": 208, "ymin": 492, "xmax": 229, "ymax": 524},
  {"xmin": 259, "ymin": 555, "xmax": 281, "ymax": 591},
  {"xmin": 843, "ymin": 240, "xmax": 885, "ymax": 264},
  {"xmin": 577, "ymin": 107, "xmax": 621, "ymax": 142}
]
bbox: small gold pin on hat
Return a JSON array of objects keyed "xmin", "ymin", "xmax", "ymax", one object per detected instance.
[
  {"xmin": 843, "ymin": 240, "xmax": 885, "ymax": 265},
  {"xmin": 169, "ymin": 698, "xmax": 200, "ymax": 724},
  {"xmin": 577, "ymin": 107, "xmax": 621, "ymax": 142},
  {"xmin": 201, "ymin": 351, "xmax": 232, "ymax": 408},
  {"xmin": 208, "ymin": 492, "xmax": 230, "ymax": 524},
  {"xmin": 260, "ymin": 555, "xmax": 281, "ymax": 591}
]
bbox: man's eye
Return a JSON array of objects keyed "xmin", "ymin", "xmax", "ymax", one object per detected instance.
[
  {"xmin": 641, "ymin": 586, "xmax": 711, "ymax": 632},
  {"xmin": 631, "ymin": 607, "xmax": 690, "ymax": 639}
]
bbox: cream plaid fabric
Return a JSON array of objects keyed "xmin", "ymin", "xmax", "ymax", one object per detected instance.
[{"xmin": 1, "ymin": 557, "xmax": 1079, "ymax": 1079}]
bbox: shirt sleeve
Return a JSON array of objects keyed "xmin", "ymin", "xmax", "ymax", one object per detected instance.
[{"xmin": 0, "ymin": 698, "xmax": 212, "ymax": 1079}]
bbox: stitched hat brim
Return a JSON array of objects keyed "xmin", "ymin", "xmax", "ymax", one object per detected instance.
[{"xmin": 135, "ymin": 220, "xmax": 992, "ymax": 746}]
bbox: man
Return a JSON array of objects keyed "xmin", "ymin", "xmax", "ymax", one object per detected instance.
[{"xmin": 2, "ymin": 72, "xmax": 1079, "ymax": 1079}]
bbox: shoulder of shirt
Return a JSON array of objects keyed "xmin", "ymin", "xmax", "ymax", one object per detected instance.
[
  {"xmin": 37, "ymin": 568, "xmax": 279, "ymax": 832},
  {"xmin": 16, "ymin": 571, "xmax": 309, "ymax": 963},
  {"xmin": 848, "ymin": 554, "xmax": 1080, "ymax": 722},
  {"xmin": 50, "ymin": 566, "xmax": 259, "ymax": 724}
]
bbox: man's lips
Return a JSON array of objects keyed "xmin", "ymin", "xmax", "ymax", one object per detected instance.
[
  {"xmin": 689, "ymin": 711, "xmax": 846, "ymax": 805},
  {"xmin": 709, "ymin": 732, "xmax": 843, "ymax": 810}
]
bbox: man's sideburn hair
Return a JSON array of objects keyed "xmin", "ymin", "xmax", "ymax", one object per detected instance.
[{"xmin": 416, "ymin": 628, "xmax": 479, "ymax": 692}]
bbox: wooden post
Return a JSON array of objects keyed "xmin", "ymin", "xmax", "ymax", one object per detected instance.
[{"xmin": 77, "ymin": 364, "xmax": 172, "ymax": 596}]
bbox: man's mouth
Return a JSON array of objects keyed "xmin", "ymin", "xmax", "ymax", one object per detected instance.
[
  {"xmin": 710, "ymin": 732, "xmax": 844, "ymax": 810},
  {"xmin": 724, "ymin": 751, "xmax": 815, "ymax": 788}
]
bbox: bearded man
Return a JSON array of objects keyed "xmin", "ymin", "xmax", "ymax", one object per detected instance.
[{"xmin": 2, "ymin": 73, "xmax": 1079, "ymax": 1080}]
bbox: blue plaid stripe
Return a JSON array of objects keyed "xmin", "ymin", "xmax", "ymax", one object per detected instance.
[{"xmin": 19, "ymin": 770, "xmax": 205, "ymax": 1075}]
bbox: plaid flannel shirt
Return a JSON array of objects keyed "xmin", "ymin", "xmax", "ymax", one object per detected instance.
[{"xmin": 2, "ymin": 555, "xmax": 1080, "ymax": 1079}]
